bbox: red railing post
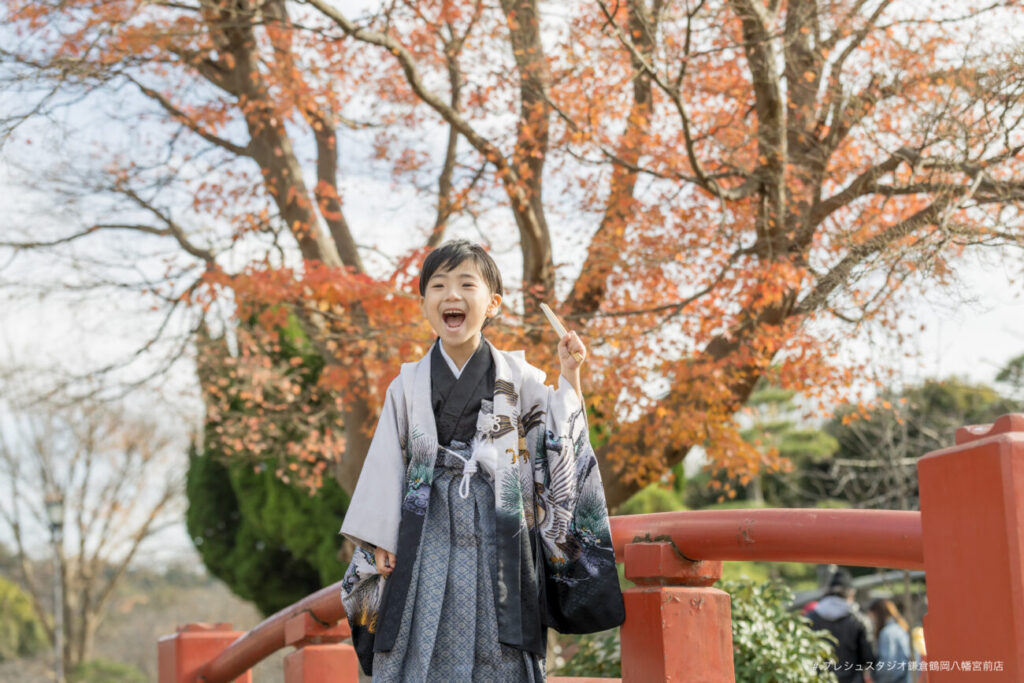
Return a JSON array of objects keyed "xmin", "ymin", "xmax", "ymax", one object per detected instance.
[
  {"xmin": 282, "ymin": 611, "xmax": 359, "ymax": 682},
  {"xmin": 917, "ymin": 413, "xmax": 1024, "ymax": 680},
  {"xmin": 157, "ymin": 623, "xmax": 252, "ymax": 683},
  {"xmin": 620, "ymin": 542, "xmax": 734, "ymax": 682}
]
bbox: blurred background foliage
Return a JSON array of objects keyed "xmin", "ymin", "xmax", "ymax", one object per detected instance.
[{"xmin": 0, "ymin": 577, "xmax": 47, "ymax": 662}]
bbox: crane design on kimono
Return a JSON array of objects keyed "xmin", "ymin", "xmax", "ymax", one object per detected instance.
[{"xmin": 535, "ymin": 422, "xmax": 608, "ymax": 579}]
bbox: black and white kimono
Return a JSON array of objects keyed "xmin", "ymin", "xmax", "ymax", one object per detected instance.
[{"xmin": 340, "ymin": 338, "xmax": 624, "ymax": 680}]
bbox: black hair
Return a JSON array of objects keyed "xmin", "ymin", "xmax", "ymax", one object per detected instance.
[
  {"xmin": 827, "ymin": 569, "xmax": 855, "ymax": 597},
  {"xmin": 418, "ymin": 239, "xmax": 503, "ymax": 297}
]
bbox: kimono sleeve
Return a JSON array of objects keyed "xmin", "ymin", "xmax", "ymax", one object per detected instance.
[
  {"xmin": 339, "ymin": 377, "xmax": 406, "ymax": 554},
  {"xmin": 338, "ymin": 377, "xmax": 406, "ymax": 675},
  {"xmin": 527, "ymin": 367, "xmax": 625, "ymax": 634}
]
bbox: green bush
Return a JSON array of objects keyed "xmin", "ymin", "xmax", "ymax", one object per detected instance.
[
  {"xmin": 69, "ymin": 658, "xmax": 147, "ymax": 683},
  {"xmin": 552, "ymin": 629, "xmax": 621, "ymax": 678},
  {"xmin": 186, "ymin": 445, "xmax": 348, "ymax": 615},
  {"xmin": 554, "ymin": 578, "xmax": 837, "ymax": 682},
  {"xmin": 726, "ymin": 579, "xmax": 837, "ymax": 682},
  {"xmin": 720, "ymin": 560, "xmax": 771, "ymax": 584},
  {"xmin": 616, "ymin": 483, "xmax": 687, "ymax": 515},
  {"xmin": 0, "ymin": 577, "xmax": 47, "ymax": 661}
]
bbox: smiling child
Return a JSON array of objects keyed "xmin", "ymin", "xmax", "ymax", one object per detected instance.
[{"xmin": 339, "ymin": 239, "xmax": 624, "ymax": 681}]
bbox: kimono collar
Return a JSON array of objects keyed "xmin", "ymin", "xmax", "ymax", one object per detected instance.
[
  {"xmin": 402, "ymin": 339, "xmax": 525, "ymax": 456},
  {"xmin": 430, "ymin": 339, "xmax": 493, "ymax": 446},
  {"xmin": 436, "ymin": 338, "xmax": 470, "ymax": 378}
]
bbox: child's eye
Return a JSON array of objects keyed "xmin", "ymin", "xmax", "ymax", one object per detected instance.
[{"xmin": 462, "ymin": 283, "xmax": 476, "ymax": 288}]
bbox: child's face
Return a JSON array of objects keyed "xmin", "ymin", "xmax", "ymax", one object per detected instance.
[{"xmin": 420, "ymin": 259, "xmax": 502, "ymax": 348}]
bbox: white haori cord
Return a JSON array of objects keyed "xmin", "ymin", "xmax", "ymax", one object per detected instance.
[{"xmin": 442, "ymin": 428, "xmax": 499, "ymax": 499}]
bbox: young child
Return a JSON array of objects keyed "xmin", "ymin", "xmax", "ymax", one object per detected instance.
[{"xmin": 340, "ymin": 240, "xmax": 624, "ymax": 681}]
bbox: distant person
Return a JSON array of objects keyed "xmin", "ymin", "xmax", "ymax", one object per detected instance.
[
  {"xmin": 868, "ymin": 598, "xmax": 912, "ymax": 683},
  {"xmin": 808, "ymin": 569, "xmax": 876, "ymax": 683}
]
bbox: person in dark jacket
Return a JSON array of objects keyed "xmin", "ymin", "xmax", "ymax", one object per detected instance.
[{"xmin": 808, "ymin": 569, "xmax": 876, "ymax": 683}]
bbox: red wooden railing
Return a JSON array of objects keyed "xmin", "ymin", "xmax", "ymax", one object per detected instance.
[{"xmin": 158, "ymin": 413, "xmax": 1024, "ymax": 682}]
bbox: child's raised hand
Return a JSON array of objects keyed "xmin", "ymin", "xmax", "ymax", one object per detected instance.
[
  {"xmin": 375, "ymin": 546, "xmax": 396, "ymax": 576},
  {"xmin": 558, "ymin": 331, "xmax": 586, "ymax": 375}
]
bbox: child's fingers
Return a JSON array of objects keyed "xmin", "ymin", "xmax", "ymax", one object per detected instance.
[
  {"xmin": 571, "ymin": 331, "xmax": 585, "ymax": 355},
  {"xmin": 374, "ymin": 547, "xmax": 396, "ymax": 575},
  {"xmin": 561, "ymin": 331, "xmax": 586, "ymax": 361}
]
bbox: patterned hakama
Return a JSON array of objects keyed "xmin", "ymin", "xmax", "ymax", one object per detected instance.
[{"xmin": 372, "ymin": 443, "xmax": 545, "ymax": 683}]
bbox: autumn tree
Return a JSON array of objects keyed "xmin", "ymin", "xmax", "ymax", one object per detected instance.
[
  {"xmin": 0, "ymin": 399, "xmax": 181, "ymax": 672},
  {"xmin": 2, "ymin": 0, "xmax": 1023, "ymax": 512}
]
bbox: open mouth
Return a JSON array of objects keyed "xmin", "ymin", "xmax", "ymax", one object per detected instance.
[{"xmin": 442, "ymin": 311, "xmax": 466, "ymax": 330}]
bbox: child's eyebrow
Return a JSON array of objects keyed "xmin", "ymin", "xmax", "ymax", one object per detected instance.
[{"xmin": 430, "ymin": 270, "xmax": 480, "ymax": 281}]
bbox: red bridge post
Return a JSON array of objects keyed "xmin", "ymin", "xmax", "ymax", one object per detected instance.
[
  {"xmin": 619, "ymin": 541, "xmax": 734, "ymax": 682},
  {"xmin": 157, "ymin": 623, "xmax": 252, "ymax": 683},
  {"xmin": 282, "ymin": 611, "xmax": 359, "ymax": 682},
  {"xmin": 917, "ymin": 413, "xmax": 1024, "ymax": 680}
]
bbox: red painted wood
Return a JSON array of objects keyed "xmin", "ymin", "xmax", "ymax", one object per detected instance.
[
  {"xmin": 196, "ymin": 583, "xmax": 346, "ymax": 682},
  {"xmin": 955, "ymin": 413, "xmax": 1024, "ymax": 445},
  {"xmin": 622, "ymin": 587, "xmax": 733, "ymax": 682},
  {"xmin": 179, "ymin": 508, "xmax": 922, "ymax": 681},
  {"xmin": 281, "ymin": 610, "xmax": 359, "ymax": 682},
  {"xmin": 918, "ymin": 414, "xmax": 1024, "ymax": 681},
  {"xmin": 610, "ymin": 507, "xmax": 923, "ymax": 569},
  {"xmin": 283, "ymin": 612, "xmax": 351, "ymax": 646},
  {"xmin": 168, "ymin": 409, "xmax": 1024, "ymax": 683},
  {"xmin": 620, "ymin": 542, "xmax": 733, "ymax": 682},
  {"xmin": 283, "ymin": 644, "xmax": 359, "ymax": 683},
  {"xmin": 624, "ymin": 542, "xmax": 722, "ymax": 586},
  {"xmin": 157, "ymin": 623, "xmax": 252, "ymax": 683}
]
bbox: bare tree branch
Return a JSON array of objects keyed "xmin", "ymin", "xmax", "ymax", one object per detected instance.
[
  {"xmin": 808, "ymin": 146, "xmax": 919, "ymax": 227},
  {"xmin": 795, "ymin": 199, "xmax": 951, "ymax": 316},
  {"xmin": 126, "ymin": 75, "xmax": 253, "ymax": 158},
  {"xmin": 0, "ymin": 399, "xmax": 184, "ymax": 670}
]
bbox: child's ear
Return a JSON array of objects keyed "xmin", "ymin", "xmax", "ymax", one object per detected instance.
[{"xmin": 487, "ymin": 293, "xmax": 502, "ymax": 317}]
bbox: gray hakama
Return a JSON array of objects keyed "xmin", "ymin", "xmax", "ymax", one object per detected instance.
[{"xmin": 372, "ymin": 441, "xmax": 544, "ymax": 683}]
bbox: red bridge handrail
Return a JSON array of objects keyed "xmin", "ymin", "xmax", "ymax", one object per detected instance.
[
  {"xmin": 195, "ymin": 507, "xmax": 922, "ymax": 681},
  {"xmin": 610, "ymin": 508, "xmax": 923, "ymax": 570},
  {"xmin": 197, "ymin": 581, "xmax": 347, "ymax": 682}
]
